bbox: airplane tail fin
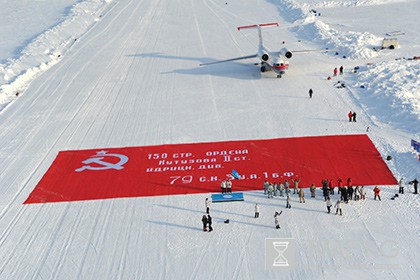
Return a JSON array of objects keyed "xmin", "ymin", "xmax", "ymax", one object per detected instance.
[{"xmin": 237, "ymin": 22, "xmax": 279, "ymax": 48}]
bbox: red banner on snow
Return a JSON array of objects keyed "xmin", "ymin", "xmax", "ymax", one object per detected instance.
[{"xmin": 24, "ymin": 134, "xmax": 397, "ymax": 204}]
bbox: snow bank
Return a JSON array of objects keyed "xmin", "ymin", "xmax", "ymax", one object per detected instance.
[
  {"xmin": 271, "ymin": 0, "xmax": 384, "ymax": 59},
  {"xmin": 0, "ymin": 0, "xmax": 114, "ymax": 112},
  {"xmin": 295, "ymin": 0, "xmax": 408, "ymax": 8},
  {"xmin": 353, "ymin": 59, "xmax": 420, "ymax": 134}
]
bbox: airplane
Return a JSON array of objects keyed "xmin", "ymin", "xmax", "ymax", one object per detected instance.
[{"xmin": 200, "ymin": 22, "xmax": 330, "ymax": 78}]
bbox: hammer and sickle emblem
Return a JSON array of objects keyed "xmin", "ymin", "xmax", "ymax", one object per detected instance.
[{"xmin": 75, "ymin": 150, "xmax": 128, "ymax": 172}]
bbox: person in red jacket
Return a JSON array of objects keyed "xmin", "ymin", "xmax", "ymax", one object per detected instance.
[
  {"xmin": 348, "ymin": 111, "xmax": 353, "ymax": 122},
  {"xmin": 329, "ymin": 179, "xmax": 334, "ymax": 195},
  {"xmin": 347, "ymin": 177, "xmax": 352, "ymax": 188},
  {"xmin": 337, "ymin": 178, "xmax": 343, "ymax": 194},
  {"xmin": 373, "ymin": 186, "xmax": 381, "ymax": 201}
]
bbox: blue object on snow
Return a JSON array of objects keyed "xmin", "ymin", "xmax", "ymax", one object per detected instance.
[
  {"xmin": 411, "ymin": 139, "xmax": 420, "ymax": 152},
  {"xmin": 212, "ymin": 192, "xmax": 244, "ymax": 203},
  {"xmin": 231, "ymin": 169, "xmax": 241, "ymax": 180}
]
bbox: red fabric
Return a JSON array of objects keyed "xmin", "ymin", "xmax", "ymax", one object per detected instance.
[{"xmin": 24, "ymin": 134, "xmax": 397, "ymax": 204}]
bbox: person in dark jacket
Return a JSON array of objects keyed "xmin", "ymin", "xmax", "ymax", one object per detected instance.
[
  {"xmin": 352, "ymin": 112, "xmax": 357, "ymax": 122},
  {"xmin": 207, "ymin": 215, "xmax": 213, "ymax": 232},
  {"xmin": 309, "ymin": 88, "xmax": 313, "ymax": 98},
  {"xmin": 348, "ymin": 186, "xmax": 354, "ymax": 200},
  {"xmin": 202, "ymin": 215, "xmax": 208, "ymax": 231},
  {"xmin": 322, "ymin": 179, "xmax": 329, "ymax": 201},
  {"xmin": 342, "ymin": 187, "xmax": 348, "ymax": 203},
  {"xmin": 410, "ymin": 178, "xmax": 418, "ymax": 194}
]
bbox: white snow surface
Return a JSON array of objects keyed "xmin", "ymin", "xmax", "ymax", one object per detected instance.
[{"xmin": 0, "ymin": 0, "xmax": 419, "ymax": 279}]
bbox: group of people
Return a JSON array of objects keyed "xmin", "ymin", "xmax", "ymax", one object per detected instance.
[
  {"xmin": 203, "ymin": 176, "xmax": 419, "ymax": 231},
  {"xmin": 262, "ymin": 177, "xmax": 376, "ymax": 217},
  {"xmin": 348, "ymin": 111, "xmax": 357, "ymax": 122},
  {"xmin": 333, "ymin": 66, "xmax": 344, "ymax": 76},
  {"xmin": 220, "ymin": 179, "xmax": 232, "ymax": 193},
  {"xmin": 201, "ymin": 214, "xmax": 213, "ymax": 232},
  {"xmin": 263, "ymin": 179, "xmax": 300, "ymax": 198}
]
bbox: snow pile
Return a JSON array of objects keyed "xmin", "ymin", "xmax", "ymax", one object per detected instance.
[
  {"xmin": 295, "ymin": 0, "xmax": 404, "ymax": 8},
  {"xmin": 0, "ymin": 0, "xmax": 114, "ymax": 111},
  {"xmin": 354, "ymin": 59, "xmax": 420, "ymax": 133},
  {"xmin": 296, "ymin": 20, "xmax": 381, "ymax": 59},
  {"xmin": 272, "ymin": 0, "xmax": 384, "ymax": 59}
]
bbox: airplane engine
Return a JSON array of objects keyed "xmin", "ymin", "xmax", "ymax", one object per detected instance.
[
  {"xmin": 258, "ymin": 50, "xmax": 270, "ymax": 61},
  {"xmin": 279, "ymin": 48, "xmax": 292, "ymax": 59}
]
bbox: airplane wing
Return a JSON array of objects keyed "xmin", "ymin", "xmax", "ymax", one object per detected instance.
[
  {"xmin": 270, "ymin": 49, "xmax": 337, "ymax": 57},
  {"xmin": 199, "ymin": 54, "xmax": 258, "ymax": 66},
  {"xmin": 290, "ymin": 49, "xmax": 337, "ymax": 54}
]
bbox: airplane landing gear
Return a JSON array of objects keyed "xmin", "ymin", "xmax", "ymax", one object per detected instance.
[
  {"xmin": 261, "ymin": 66, "xmax": 267, "ymax": 73},
  {"xmin": 277, "ymin": 74, "xmax": 282, "ymax": 78}
]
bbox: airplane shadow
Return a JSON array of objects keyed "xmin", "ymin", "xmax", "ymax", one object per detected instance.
[
  {"xmin": 146, "ymin": 220, "xmax": 201, "ymax": 231},
  {"xmin": 128, "ymin": 52, "xmax": 262, "ymax": 80},
  {"xmin": 153, "ymin": 203, "xmax": 203, "ymax": 214}
]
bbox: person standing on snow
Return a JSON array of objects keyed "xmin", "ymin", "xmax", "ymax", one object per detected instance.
[
  {"xmin": 279, "ymin": 182, "xmax": 285, "ymax": 197},
  {"xmin": 207, "ymin": 215, "xmax": 213, "ymax": 232},
  {"xmin": 322, "ymin": 179, "xmax": 329, "ymax": 201},
  {"xmin": 410, "ymin": 178, "xmax": 418, "ymax": 194},
  {"xmin": 221, "ymin": 180, "xmax": 226, "ymax": 194},
  {"xmin": 299, "ymin": 188, "xmax": 305, "ymax": 203},
  {"xmin": 352, "ymin": 112, "xmax": 357, "ymax": 122},
  {"xmin": 255, "ymin": 204, "xmax": 260, "ymax": 218},
  {"xmin": 373, "ymin": 186, "xmax": 381, "ymax": 201},
  {"xmin": 348, "ymin": 186, "xmax": 354, "ymax": 200},
  {"xmin": 274, "ymin": 211, "xmax": 283, "ymax": 229},
  {"xmin": 202, "ymin": 215, "xmax": 208, "ymax": 231},
  {"xmin": 268, "ymin": 183, "xmax": 274, "ymax": 198},
  {"xmin": 337, "ymin": 178, "xmax": 343, "ymax": 195},
  {"xmin": 398, "ymin": 178, "xmax": 405, "ymax": 194},
  {"xmin": 326, "ymin": 197, "xmax": 332, "ymax": 213},
  {"xmin": 293, "ymin": 178, "xmax": 300, "ymax": 194},
  {"xmin": 263, "ymin": 180, "xmax": 269, "ymax": 195},
  {"xmin": 205, "ymin": 198, "xmax": 210, "ymax": 214},
  {"xmin": 284, "ymin": 179, "xmax": 290, "ymax": 195},
  {"xmin": 335, "ymin": 200, "xmax": 343, "ymax": 215},
  {"xmin": 360, "ymin": 186, "xmax": 366, "ymax": 200},
  {"xmin": 348, "ymin": 111, "xmax": 353, "ymax": 122},
  {"xmin": 339, "ymin": 66, "xmax": 344, "ymax": 75},
  {"xmin": 286, "ymin": 195, "xmax": 292, "ymax": 208},
  {"xmin": 355, "ymin": 186, "xmax": 361, "ymax": 201},
  {"xmin": 273, "ymin": 182, "xmax": 279, "ymax": 197},
  {"xmin": 329, "ymin": 179, "xmax": 334, "ymax": 195},
  {"xmin": 333, "ymin": 67, "xmax": 338, "ymax": 76},
  {"xmin": 342, "ymin": 187, "xmax": 348, "ymax": 203},
  {"xmin": 310, "ymin": 184, "xmax": 316, "ymax": 198},
  {"xmin": 309, "ymin": 88, "xmax": 313, "ymax": 98},
  {"xmin": 226, "ymin": 179, "xmax": 232, "ymax": 193}
]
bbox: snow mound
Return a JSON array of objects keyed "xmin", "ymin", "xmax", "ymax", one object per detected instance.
[
  {"xmin": 296, "ymin": 0, "xmax": 403, "ymax": 8},
  {"xmin": 354, "ymin": 59, "xmax": 420, "ymax": 134},
  {"xmin": 0, "ymin": 0, "xmax": 114, "ymax": 112},
  {"xmin": 295, "ymin": 19, "xmax": 382, "ymax": 59},
  {"xmin": 271, "ymin": 0, "xmax": 383, "ymax": 59}
]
